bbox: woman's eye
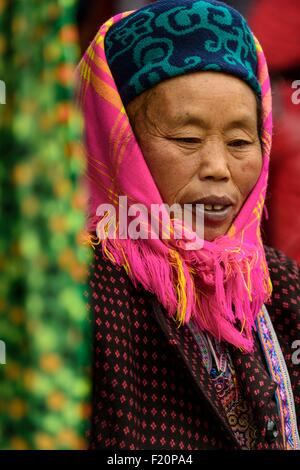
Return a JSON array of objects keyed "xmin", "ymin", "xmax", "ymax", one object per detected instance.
[
  {"xmin": 173, "ymin": 137, "xmax": 202, "ymax": 144},
  {"xmin": 229, "ymin": 139, "xmax": 252, "ymax": 147}
]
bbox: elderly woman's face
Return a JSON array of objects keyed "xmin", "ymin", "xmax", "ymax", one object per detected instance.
[{"xmin": 127, "ymin": 72, "xmax": 262, "ymax": 241}]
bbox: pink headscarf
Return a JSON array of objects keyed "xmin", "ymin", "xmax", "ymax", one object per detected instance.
[{"xmin": 77, "ymin": 12, "xmax": 273, "ymax": 352}]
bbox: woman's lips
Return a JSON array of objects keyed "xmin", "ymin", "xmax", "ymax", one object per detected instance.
[
  {"xmin": 200, "ymin": 204, "xmax": 233, "ymax": 225},
  {"xmin": 186, "ymin": 195, "xmax": 235, "ymax": 226},
  {"xmin": 193, "ymin": 203, "xmax": 233, "ymax": 225}
]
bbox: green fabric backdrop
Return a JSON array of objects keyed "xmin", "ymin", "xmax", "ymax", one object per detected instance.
[{"xmin": 0, "ymin": 0, "xmax": 91, "ymax": 450}]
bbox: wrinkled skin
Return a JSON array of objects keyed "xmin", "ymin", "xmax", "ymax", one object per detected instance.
[{"xmin": 127, "ymin": 72, "xmax": 262, "ymax": 241}]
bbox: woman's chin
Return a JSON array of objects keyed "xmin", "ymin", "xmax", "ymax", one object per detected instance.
[
  {"xmin": 203, "ymin": 230, "xmax": 225, "ymax": 242},
  {"xmin": 190, "ymin": 218, "xmax": 232, "ymax": 242}
]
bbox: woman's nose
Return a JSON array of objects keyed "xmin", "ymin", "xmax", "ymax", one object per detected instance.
[{"xmin": 197, "ymin": 140, "xmax": 231, "ymax": 182}]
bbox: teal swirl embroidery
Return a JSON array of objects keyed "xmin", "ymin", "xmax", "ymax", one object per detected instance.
[
  {"xmin": 130, "ymin": 36, "xmax": 202, "ymax": 95},
  {"xmin": 155, "ymin": 1, "xmax": 233, "ymax": 36},
  {"xmin": 203, "ymin": 63, "xmax": 221, "ymax": 71},
  {"xmin": 105, "ymin": 0, "xmax": 261, "ymax": 105},
  {"xmin": 105, "ymin": 9, "xmax": 155, "ymax": 64}
]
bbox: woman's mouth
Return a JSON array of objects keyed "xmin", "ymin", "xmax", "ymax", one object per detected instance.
[
  {"xmin": 200, "ymin": 204, "xmax": 233, "ymax": 224},
  {"xmin": 188, "ymin": 195, "xmax": 235, "ymax": 226}
]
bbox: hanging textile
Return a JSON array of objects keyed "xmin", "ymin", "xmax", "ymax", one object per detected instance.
[{"xmin": 0, "ymin": 0, "xmax": 91, "ymax": 450}]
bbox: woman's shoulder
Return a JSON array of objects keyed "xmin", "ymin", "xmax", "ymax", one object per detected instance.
[
  {"xmin": 264, "ymin": 244, "xmax": 300, "ymax": 331},
  {"xmin": 88, "ymin": 243, "xmax": 300, "ymax": 291},
  {"xmin": 87, "ymin": 244, "xmax": 150, "ymax": 311},
  {"xmin": 87, "ymin": 245, "xmax": 156, "ymax": 340},
  {"xmin": 88, "ymin": 244, "xmax": 134, "ymax": 298},
  {"xmin": 87, "ymin": 243, "xmax": 300, "ymax": 321},
  {"xmin": 264, "ymin": 245, "xmax": 299, "ymax": 274},
  {"xmin": 264, "ymin": 244, "xmax": 299, "ymax": 287},
  {"xmin": 89, "ymin": 244, "xmax": 128, "ymax": 283}
]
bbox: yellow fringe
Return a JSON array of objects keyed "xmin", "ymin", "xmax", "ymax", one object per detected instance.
[
  {"xmin": 240, "ymin": 313, "xmax": 247, "ymax": 336},
  {"xmin": 103, "ymin": 243, "xmax": 116, "ymax": 265},
  {"xmin": 119, "ymin": 244, "xmax": 131, "ymax": 275},
  {"xmin": 169, "ymin": 250, "xmax": 188, "ymax": 328},
  {"xmin": 81, "ymin": 233, "xmax": 100, "ymax": 250},
  {"xmin": 246, "ymin": 260, "xmax": 253, "ymax": 302},
  {"xmin": 97, "ymin": 215, "xmax": 131, "ymax": 275},
  {"xmin": 263, "ymin": 259, "xmax": 273, "ymax": 298}
]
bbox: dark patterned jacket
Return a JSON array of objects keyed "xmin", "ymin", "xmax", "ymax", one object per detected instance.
[{"xmin": 87, "ymin": 245, "xmax": 300, "ymax": 450}]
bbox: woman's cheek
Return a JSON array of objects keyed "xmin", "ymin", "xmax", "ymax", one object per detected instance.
[{"xmin": 235, "ymin": 153, "xmax": 262, "ymax": 197}]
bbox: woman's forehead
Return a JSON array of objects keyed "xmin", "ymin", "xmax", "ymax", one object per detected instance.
[
  {"xmin": 143, "ymin": 72, "xmax": 258, "ymax": 126},
  {"xmin": 151, "ymin": 71, "xmax": 256, "ymax": 100}
]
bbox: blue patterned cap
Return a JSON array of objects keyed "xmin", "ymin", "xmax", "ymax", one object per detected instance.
[{"xmin": 105, "ymin": 0, "xmax": 261, "ymax": 105}]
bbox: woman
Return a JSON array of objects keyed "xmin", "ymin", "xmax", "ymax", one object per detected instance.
[{"xmin": 78, "ymin": 0, "xmax": 300, "ymax": 450}]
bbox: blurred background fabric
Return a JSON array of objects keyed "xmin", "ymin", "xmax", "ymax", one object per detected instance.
[
  {"xmin": 77, "ymin": 0, "xmax": 149, "ymax": 53},
  {"xmin": 0, "ymin": 0, "xmax": 91, "ymax": 450},
  {"xmin": 248, "ymin": 0, "xmax": 300, "ymax": 264}
]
